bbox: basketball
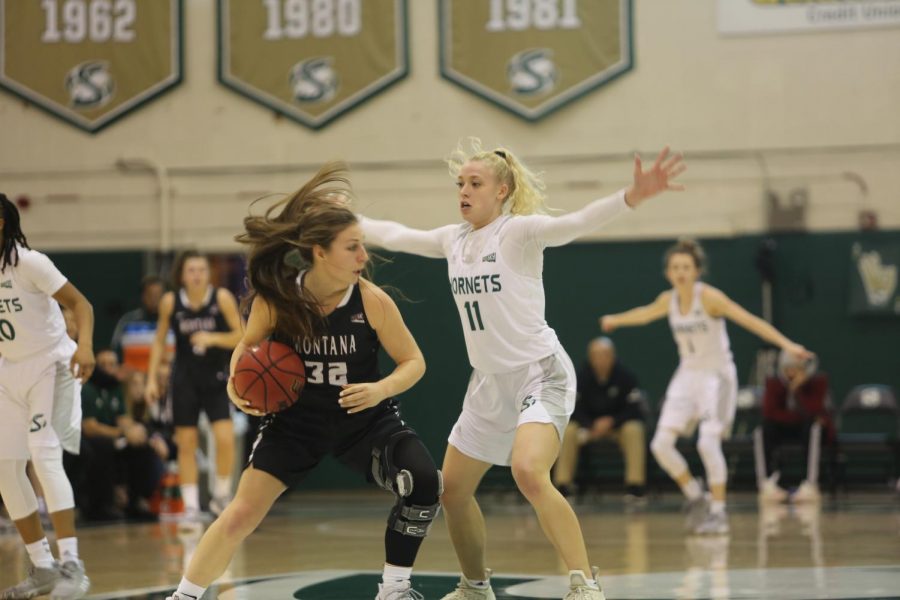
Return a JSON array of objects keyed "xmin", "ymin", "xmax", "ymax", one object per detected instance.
[{"xmin": 233, "ymin": 340, "xmax": 306, "ymax": 414}]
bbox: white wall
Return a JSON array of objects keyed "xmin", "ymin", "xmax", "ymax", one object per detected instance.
[{"xmin": 1, "ymin": 0, "xmax": 898, "ymax": 250}]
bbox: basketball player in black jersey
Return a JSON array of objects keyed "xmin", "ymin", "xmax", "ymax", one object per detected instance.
[
  {"xmin": 166, "ymin": 163, "xmax": 440, "ymax": 600},
  {"xmin": 146, "ymin": 251, "xmax": 243, "ymax": 518}
]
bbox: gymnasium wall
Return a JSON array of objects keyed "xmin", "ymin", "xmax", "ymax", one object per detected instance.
[
  {"xmin": 50, "ymin": 229, "xmax": 900, "ymax": 488},
  {"xmin": 4, "ymin": 0, "xmax": 900, "ymax": 249}
]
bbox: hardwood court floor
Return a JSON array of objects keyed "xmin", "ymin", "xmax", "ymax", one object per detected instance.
[{"xmin": 1, "ymin": 491, "xmax": 899, "ymax": 599}]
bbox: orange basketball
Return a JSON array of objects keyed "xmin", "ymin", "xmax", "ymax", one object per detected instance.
[{"xmin": 233, "ymin": 341, "xmax": 305, "ymax": 414}]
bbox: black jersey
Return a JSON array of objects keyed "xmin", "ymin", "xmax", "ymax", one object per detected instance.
[
  {"xmin": 274, "ymin": 281, "xmax": 385, "ymax": 415},
  {"xmin": 171, "ymin": 287, "xmax": 230, "ymax": 380}
]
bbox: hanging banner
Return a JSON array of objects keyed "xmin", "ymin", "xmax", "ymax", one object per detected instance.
[
  {"xmin": 848, "ymin": 240, "xmax": 900, "ymax": 316},
  {"xmin": 0, "ymin": 0, "xmax": 183, "ymax": 134},
  {"xmin": 439, "ymin": 0, "xmax": 633, "ymax": 122},
  {"xmin": 218, "ymin": 0, "xmax": 408, "ymax": 130},
  {"xmin": 718, "ymin": 0, "xmax": 900, "ymax": 35}
]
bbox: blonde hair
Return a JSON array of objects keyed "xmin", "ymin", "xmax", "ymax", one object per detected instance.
[
  {"xmin": 446, "ymin": 138, "xmax": 548, "ymax": 216},
  {"xmin": 664, "ymin": 237, "xmax": 707, "ymax": 276}
]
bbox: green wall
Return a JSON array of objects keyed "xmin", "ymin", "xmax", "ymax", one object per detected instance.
[{"xmin": 48, "ymin": 231, "xmax": 900, "ymax": 489}]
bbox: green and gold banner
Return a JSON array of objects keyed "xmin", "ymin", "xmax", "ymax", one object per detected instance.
[
  {"xmin": 849, "ymin": 241, "xmax": 900, "ymax": 316},
  {"xmin": 218, "ymin": 0, "xmax": 408, "ymax": 129},
  {"xmin": 0, "ymin": 0, "xmax": 183, "ymax": 133},
  {"xmin": 439, "ymin": 0, "xmax": 632, "ymax": 121}
]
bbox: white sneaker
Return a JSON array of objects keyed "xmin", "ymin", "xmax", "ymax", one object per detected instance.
[
  {"xmin": 375, "ymin": 580, "xmax": 424, "ymax": 600},
  {"xmin": 439, "ymin": 569, "xmax": 495, "ymax": 600},
  {"xmin": 50, "ymin": 560, "xmax": 90, "ymax": 600},
  {"xmin": 564, "ymin": 566, "xmax": 606, "ymax": 600},
  {"xmin": 759, "ymin": 473, "xmax": 789, "ymax": 503},
  {"xmin": 792, "ymin": 480, "xmax": 821, "ymax": 503},
  {"xmin": 693, "ymin": 510, "xmax": 729, "ymax": 535},
  {"xmin": 683, "ymin": 496, "xmax": 709, "ymax": 532},
  {"xmin": 0, "ymin": 563, "xmax": 62, "ymax": 599},
  {"xmin": 208, "ymin": 495, "xmax": 231, "ymax": 517}
]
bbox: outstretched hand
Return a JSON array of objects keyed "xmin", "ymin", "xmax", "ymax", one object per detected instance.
[{"xmin": 625, "ymin": 146, "xmax": 687, "ymax": 208}]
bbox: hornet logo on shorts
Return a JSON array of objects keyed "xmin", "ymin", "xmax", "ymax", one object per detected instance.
[
  {"xmin": 65, "ymin": 61, "xmax": 115, "ymax": 109},
  {"xmin": 290, "ymin": 57, "xmax": 339, "ymax": 103},
  {"xmin": 521, "ymin": 395, "xmax": 537, "ymax": 411},
  {"xmin": 507, "ymin": 49, "xmax": 558, "ymax": 96}
]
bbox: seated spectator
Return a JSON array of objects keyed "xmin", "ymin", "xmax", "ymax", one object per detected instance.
[
  {"xmin": 759, "ymin": 351, "xmax": 835, "ymax": 503},
  {"xmin": 553, "ymin": 337, "xmax": 647, "ymax": 502},
  {"xmin": 110, "ymin": 275, "xmax": 173, "ymax": 375},
  {"xmin": 75, "ymin": 349, "xmax": 166, "ymax": 521}
]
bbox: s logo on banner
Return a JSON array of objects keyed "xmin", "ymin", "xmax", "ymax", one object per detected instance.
[
  {"xmin": 440, "ymin": 0, "xmax": 633, "ymax": 121},
  {"xmin": 0, "ymin": 0, "xmax": 184, "ymax": 133},
  {"xmin": 218, "ymin": 0, "xmax": 408, "ymax": 129}
]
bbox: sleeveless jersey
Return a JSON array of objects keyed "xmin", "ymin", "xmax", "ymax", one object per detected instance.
[
  {"xmin": 447, "ymin": 216, "xmax": 560, "ymax": 374},
  {"xmin": 668, "ymin": 282, "xmax": 733, "ymax": 370},
  {"xmin": 274, "ymin": 277, "xmax": 384, "ymax": 414},
  {"xmin": 171, "ymin": 287, "xmax": 230, "ymax": 379},
  {"xmin": 0, "ymin": 245, "xmax": 72, "ymax": 362}
]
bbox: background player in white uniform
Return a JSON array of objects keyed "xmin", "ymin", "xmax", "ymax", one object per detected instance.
[
  {"xmin": 0, "ymin": 194, "xmax": 94, "ymax": 599},
  {"xmin": 601, "ymin": 239, "xmax": 813, "ymax": 535},
  {"xmin": 360, "ymin": 142, "xmax": 686, "ymax": 600}
]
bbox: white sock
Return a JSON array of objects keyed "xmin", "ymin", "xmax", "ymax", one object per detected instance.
[
  {"xmin": 382, "ymin": 564, "xmax": 412, "ymax": 584},
  {"xmin": 710, "ymin": 500, "xmax": 726, "ymax": 515},
  {"xmin": 213, "ymin": 476, "xmax": 232, "ymax": 500},
  {"xmin": 57, "ymin": 537, "xmax": 79, "ymax": 563},
  {"xmin": 176, "ymin": 577, "xmax": 207, "ymax": 600},
  {"xmin": 181, "ymin": 484, "xmax": 199, "ymax": 511},
  {"xmin": 681, "ymin": 478, "xmax": 703, "ymax": 501},
  {"xmin": 26, "ymin": 538, "xmax": 55, "ymax": 569}
]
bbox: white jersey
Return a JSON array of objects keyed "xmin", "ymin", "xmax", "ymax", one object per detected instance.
[
  {"xmin": 446, "ymin": 216, "xmax": 559, "ymax": 373},
  {"xmin": 360, "ymin": 190, "xmax": 631, "ymax": 374},
  {"xmin": 668, "ymin": 282, "xmax": 733, "ymax": 371},
  {"xmin": 0, "ymin": 245, "xmax": 71, "ymax": 362}
]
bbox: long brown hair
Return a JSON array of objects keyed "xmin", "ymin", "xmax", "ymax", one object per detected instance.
[{"xmin": 236, "ymin": 161, "xmax": 358, "ymax": 341}]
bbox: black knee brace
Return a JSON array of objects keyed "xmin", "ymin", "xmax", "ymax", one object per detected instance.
[{"xmin": 372, "ymin": 429, "xmax": 442, "ymax": 538}]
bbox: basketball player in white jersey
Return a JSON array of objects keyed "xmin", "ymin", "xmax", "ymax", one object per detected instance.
[
  {"xmin": 601, "ymin": 239, "xmax": 812, "ymax": 535},
  {"xmin": 0, "ymin": 194, "xmax": 93, "ymax": 599},
  {"xmin": 360, "ymin": 142, "xmax": 686, "ymax": 600}
]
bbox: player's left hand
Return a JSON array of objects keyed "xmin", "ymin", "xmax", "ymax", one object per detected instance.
[
  {"xmin": 339, "ymin": 382, "xmax": 388, "ymax": 414},
  {"xmin": 70, "ymin": 345, "xmax": 95, "ymax": 383},
  {"xmin": 625, "ymin": 146, "xmax": 687, "ymax": 208},
  {"xmin": 190, "ymin": 331, "xmax": 213, "ymax": 352}
]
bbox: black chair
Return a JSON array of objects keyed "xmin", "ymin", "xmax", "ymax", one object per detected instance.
[
  {"xmin": 723, "ymin": 386, "xmax": 764, "ymax": 488},
  {"xmin": 575, "ymin": 389, "xmax": 652, "ymax": 496},
  {"xmin": 836, "ymin": 384, "xmax": 900, "ymax": 489}
]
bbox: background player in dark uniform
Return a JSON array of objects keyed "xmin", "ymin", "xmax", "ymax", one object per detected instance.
[
  {"xmin": 146, "ymin": 251, "xmax": 243, "ymax": 518},
  {"xmin": 167, "ymin": 163, "xmax": 440, "ymax": 600}
]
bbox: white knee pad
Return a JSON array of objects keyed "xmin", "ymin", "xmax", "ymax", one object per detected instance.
[
  {"xmin": 0, "ymin": 459, "xmax": 39, "ymax": 521},
  {"xmin": 650, "ymin": 429, "xmax": 688, "ymax": 478},
  {"xmin": 697, "ymin": 421, "xmax": 727, "ymax": 486},
  {"xmin": 29, "ymin": 445, "xmax": 75, "ymax": 513}
]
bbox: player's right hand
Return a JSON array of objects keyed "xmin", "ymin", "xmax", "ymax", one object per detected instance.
[
  {"xmin": 144, "ymin": 379, "xmax": 160, "ymax": 404},
  {"xmin": 600, "ymin": 315, "xmax": 617, "ymax": 332},
  {"xmin": 227, "ymin": 376, "xmax": 265, "ymax": 417}
]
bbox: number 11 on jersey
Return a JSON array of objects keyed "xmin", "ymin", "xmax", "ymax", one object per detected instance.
[{"xmin": 464, "ymin": 301, "xmax": 484, "ymax": 331}]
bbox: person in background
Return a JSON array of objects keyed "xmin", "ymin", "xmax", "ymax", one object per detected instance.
[
  {"xmin": 759, "ymin": 352, "xmax": 834, "ymax": 503},
  {"xmin": 553, "ymin": 337, "xmax": 647, "ymax": 503},
  {"xmin": 110, "ymin": 276, "xmax": 172, "ymax": 375}
]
